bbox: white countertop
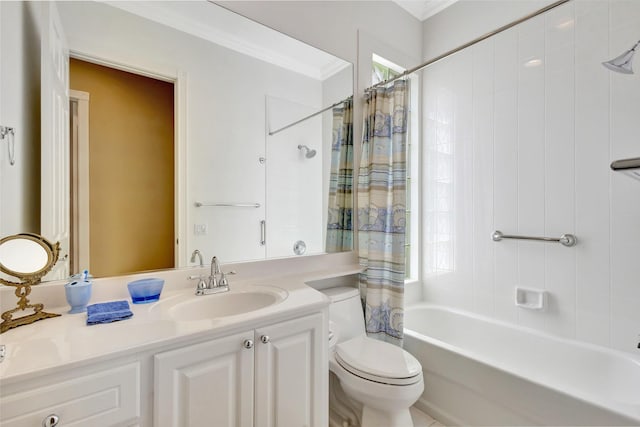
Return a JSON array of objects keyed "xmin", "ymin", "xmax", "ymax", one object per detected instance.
[{"xmin": 0, "ymin": 259, "xmax": 362, "ymax": 384}]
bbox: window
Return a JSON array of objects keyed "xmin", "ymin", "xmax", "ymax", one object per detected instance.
[{"xmin": 372, "ymin": 58, "xmax": 401, "ymax": 85}]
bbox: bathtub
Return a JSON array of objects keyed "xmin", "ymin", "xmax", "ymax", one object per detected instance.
[{"xmin": 403, "ymin": 304, "xmax": 640, "ymax": 426}]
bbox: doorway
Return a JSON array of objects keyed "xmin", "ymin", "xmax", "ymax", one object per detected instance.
[{"xmin": 69, "ymin": 58, "xmax": 175, "ymax": 277}]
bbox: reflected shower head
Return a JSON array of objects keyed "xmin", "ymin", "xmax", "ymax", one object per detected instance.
[
  {"xmin": 298, "ymin": 144, "xmax": 316, "ymax": 159},
  {"xmin": 603, "ymin": 40, "xmax": 640, "ymax": 74}
]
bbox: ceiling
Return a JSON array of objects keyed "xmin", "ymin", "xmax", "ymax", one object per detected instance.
[{"xmin": 392, "ymin": 0, "xmax": 458, "ymax": 21}]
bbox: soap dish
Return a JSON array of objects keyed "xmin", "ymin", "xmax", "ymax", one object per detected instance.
[
  {"xmin": 127, "ymin": 278, "xmax": 164, "ymax": 304},
  {"xmin": 515, "ymin": 287, "xmax": 546, "ymax": 310}
]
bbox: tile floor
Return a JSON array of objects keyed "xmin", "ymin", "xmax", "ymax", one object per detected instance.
[{"xmin": 410, "ymin": 406, "xmax": 444, "ymax": 427}]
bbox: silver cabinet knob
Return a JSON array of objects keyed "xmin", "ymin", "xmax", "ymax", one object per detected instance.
[
  {"xmin": 243, "ymin": 339, "xmax": 254, "ymax": 349},
  {"xmin": 260, "ymin": 335, "xmax": 270, "ymax": 344},
  {"xmin": 42, "ymin": 414, "xmax": 59, "ymax": 427}
]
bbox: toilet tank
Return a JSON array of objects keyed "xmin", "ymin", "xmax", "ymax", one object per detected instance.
[{"xmin": 320, "ymin": 287, "xmax": 365, "ymax": 343}]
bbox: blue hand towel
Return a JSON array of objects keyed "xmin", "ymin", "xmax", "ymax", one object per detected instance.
[{"xmin": 86, "ymin": 300, "xmax": 133, "ymax": 325}]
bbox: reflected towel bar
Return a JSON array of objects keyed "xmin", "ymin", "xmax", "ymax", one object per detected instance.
[
  {"xmin": 195, "ymin": 202, "xmax": 261, "ymax": 208},
  {"xmin": 492, "ymin": 230, "xmax": 577, "ymax": 247},
  {"xmin": 611, "ymin": 157, "xmax": 640, "ymax": 181}
]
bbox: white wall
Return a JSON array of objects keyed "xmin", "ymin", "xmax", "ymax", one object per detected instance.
[
  {"xmin": 422, "ymin": 0, "xmax": 640, "ymax": 354},
  {"xmin": 0, "ymin": 2, "xmax": 41, "ymax": 237}
]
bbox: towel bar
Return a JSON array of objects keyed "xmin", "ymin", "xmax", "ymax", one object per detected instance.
[{"xmin": 194, "ymin": 202, "xmax": 260, "ymax": 208}]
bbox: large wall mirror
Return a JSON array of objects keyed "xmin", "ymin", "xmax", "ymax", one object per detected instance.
[{"xmin": 4, "ymin": 1, "xmax": 353, "ymax": 281}]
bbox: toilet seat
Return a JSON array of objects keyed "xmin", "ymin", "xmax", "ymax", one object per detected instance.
[{"xmin": 334, "ymin": 336, "xmax": 422, "ymax": 386}]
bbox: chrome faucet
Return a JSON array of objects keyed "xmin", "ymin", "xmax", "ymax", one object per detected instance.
[
  {"xmin": 190, "ymin": 249, "xmax": 204, "ymax": 267},
  {"xmin": 193, "ymin": 256, "xmax": 230, "ymax": 296}
]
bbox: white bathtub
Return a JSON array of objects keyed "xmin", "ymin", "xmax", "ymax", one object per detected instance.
[{"xmin": 404, "ymin": 304, "xmax": 640, "ymax": 426}]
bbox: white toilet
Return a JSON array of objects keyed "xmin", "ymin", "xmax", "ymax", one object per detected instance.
[{"xmin": 321, "ymin": 286, "xmax": 424, "ymax": 427}]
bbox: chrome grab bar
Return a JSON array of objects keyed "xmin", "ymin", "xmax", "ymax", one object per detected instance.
[
  {"xmin": 492, "ymin": 230, "xmax": 577, "ymax": 247},
  {"xmin": 194, "ymin": 202, "xmax": 260, "ymax": 208}
]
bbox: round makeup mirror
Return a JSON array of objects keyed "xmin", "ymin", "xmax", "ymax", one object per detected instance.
[
  {"xmin": 0, "ymin": 233, "xmax": 61, "ymax": 333},
  {"xmin": 0, "ymin": 235, "xmax": 52, "ymax": 278}
]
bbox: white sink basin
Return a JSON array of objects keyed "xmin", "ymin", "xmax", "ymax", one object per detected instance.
[{"xmin": 152, "ymin": 286, "xmax": 288, "ymax": 321}]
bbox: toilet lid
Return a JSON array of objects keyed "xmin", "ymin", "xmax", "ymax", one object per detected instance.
[{"xmin": 335, "ymin": 336, "xmax": 422, "ymax": 386}]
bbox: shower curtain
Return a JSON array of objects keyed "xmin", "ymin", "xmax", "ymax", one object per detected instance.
[
  {"xmin": 357, "ymin": 79, "xmax": 408, "ymax": 344},
  {"xmin": 326, "ymin": 99, "xmax": 353, "ymax": 252}
]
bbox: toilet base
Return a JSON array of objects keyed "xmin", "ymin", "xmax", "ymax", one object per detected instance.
[
  {"xmin": 329, "ymin": 372, "xmax": 362, "ymax": 427},
  {"xmin": 361, "ymin": 406, "xmax": 414, "ymax": 427}
]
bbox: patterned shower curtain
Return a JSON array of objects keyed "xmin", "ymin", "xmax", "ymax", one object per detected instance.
[
  {"xmin": 357, "ymin": 79, "xmax": 408, "ymax": 344},
  {"xmin": 326, "ymin": 99, "xmax": 353, "ymax": 252}
]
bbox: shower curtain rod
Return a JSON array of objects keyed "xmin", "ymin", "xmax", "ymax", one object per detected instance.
[
  {"xmin": 364, "ymin": 0, "xmax": 571, "ymax": 92},
  {"xmin": 268, "ymin": 95, "xmax": 353, "ymax": 136}
]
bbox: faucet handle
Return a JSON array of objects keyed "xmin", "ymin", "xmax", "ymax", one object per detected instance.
[
  {"xmin": 219, "ymin": 273, "xmax": 229, "ymax": 288},
  {"xmin": 188, "ymin": 274, "xmax": 209, "ymax": 294}
]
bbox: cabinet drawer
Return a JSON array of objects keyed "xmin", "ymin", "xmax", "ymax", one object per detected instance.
[{"xmin": 1, "ymin": 362, "xmax": 140, "ymax": 427}]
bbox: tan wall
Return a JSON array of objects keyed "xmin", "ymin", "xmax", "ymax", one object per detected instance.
[{"xmin": 69, "ymin": 58, "xmax": 174, "ymax": 277}]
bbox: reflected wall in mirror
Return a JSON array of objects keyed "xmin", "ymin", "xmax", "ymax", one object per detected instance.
[{"xmin": 0, "ymin": 1, "xmax": 353, "ymax": 281}]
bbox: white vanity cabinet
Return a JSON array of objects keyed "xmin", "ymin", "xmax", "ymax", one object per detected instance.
[
  {"xmin": 154, "ymin": 312, "xmax": 326, "ymax": 427},
  {"xmin": 0, "ymin": 361, "xmax": 142, "ymax": 427}
]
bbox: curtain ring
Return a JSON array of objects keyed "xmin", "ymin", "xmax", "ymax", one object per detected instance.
[{"xmin": 0, "ymin": 126, "xmax": 15, "ymax": 166}]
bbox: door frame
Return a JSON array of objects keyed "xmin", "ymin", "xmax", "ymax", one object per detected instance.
[{"xmin": 69, "ymin": 89, "xmax": 90, "ymax": 272}]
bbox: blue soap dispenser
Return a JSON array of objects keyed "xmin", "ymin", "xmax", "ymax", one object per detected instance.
[{"xmin": 65, "ymin": 270, "xmax": 93, "ymax": 314}]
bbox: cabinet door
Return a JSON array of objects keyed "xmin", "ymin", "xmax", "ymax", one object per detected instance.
[
  {"xmin": 255, "ymin": 312, "xmax": 327, "ymax": 427},
  {"xmin": 155, "ymin": 331, "xmax": 254, "ymax": 427}
]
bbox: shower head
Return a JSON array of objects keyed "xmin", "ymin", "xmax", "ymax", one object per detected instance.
[
  {"xmin": 603, "ymin": 40, "xmax": 640, "ymax": 74},
  {"xmin": 297, "ymin": 144, "xmax": 317, "ymax": 159}
]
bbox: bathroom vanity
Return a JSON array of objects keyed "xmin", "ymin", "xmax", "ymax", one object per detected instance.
[{"xmin": 0, "ymin": 260, "xmax": 361, "ymax": 426}]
